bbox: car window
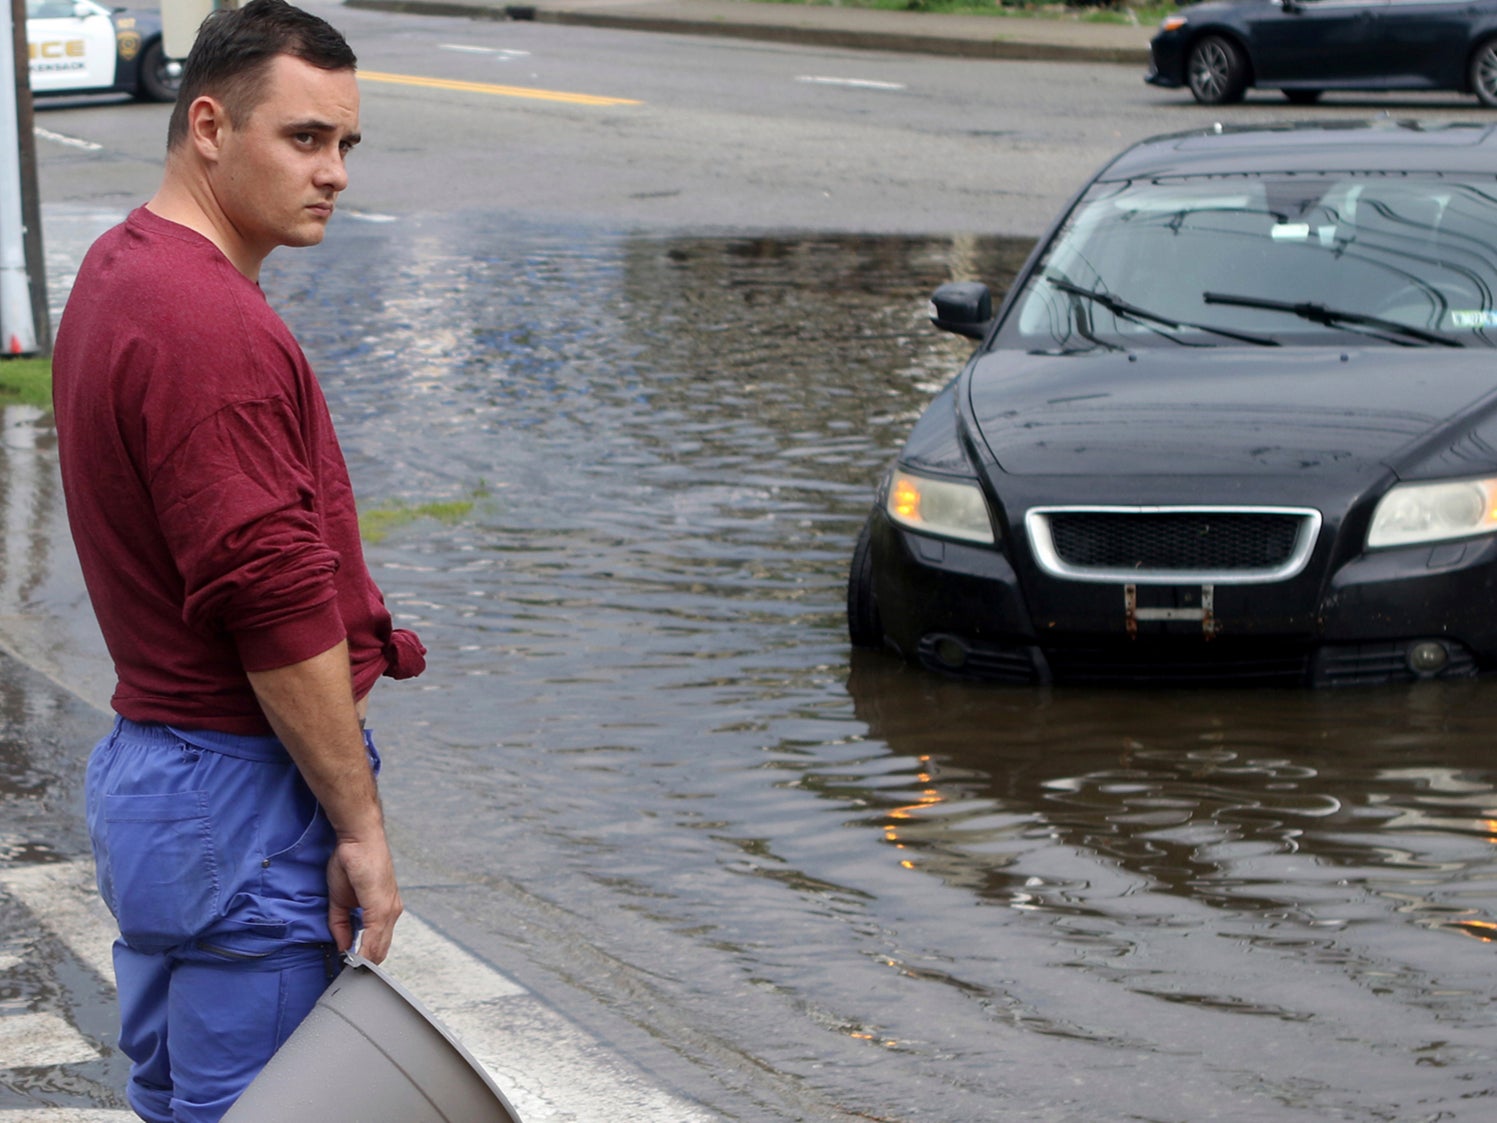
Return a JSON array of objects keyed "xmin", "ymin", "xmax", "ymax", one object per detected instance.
[
  {"xmin": 1000, "ymin": 174, "xmax": 1497, "ymax": 350},
  {"xmin": 27, "ymin": 0, "xmax": 81, "ymax": 18}
]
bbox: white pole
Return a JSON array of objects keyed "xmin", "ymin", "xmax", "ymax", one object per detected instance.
[
  {"xmin": 162, "ymin": 0, "xmax": 218, "ymax": 62},
  {"xmin": 0, "ymin": 0, "xmax": 37, "ymax": 356}
]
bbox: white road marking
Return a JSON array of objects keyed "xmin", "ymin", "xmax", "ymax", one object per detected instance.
[
  {"xmin": 439, "ymin": 43, "xmax": 531, "ymax": 58},
  {"xmin": 0, "ymin": 1011, "xmax": 100, "ymax": 1067},
  {"xmin": 380, "ymin": 912, "xmax": 527, "ymax": 1005},
  {"xmin": 33, "ymin": 128, "xmax": 103, "ymax": 152},
  {"xmin": 341, "ymin": 208, "xmax": 400, "ymax": 223},
  {"xmin": 796, "ymin": 75, "xmax": 906, "ymax": 91},
  {"xmin": 0, "ymin": 862, "xmax": 116, "ymax": 983},
  {"xmin": 0, "ymin": 1113, "xmax": 134, "ymax": 1121},
  {"xmin": 443, "ymin": 997, "xmax": 717, "ymax": 1122}
]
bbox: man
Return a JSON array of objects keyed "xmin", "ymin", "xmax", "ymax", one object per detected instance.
[{"xmin": 50, "ymin": 2, "xmax": 425, "ymax": 1119}]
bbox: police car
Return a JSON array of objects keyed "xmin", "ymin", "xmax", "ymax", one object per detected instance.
[{"xmin": 27, "ymin": 0, "xmax": 180, "ymax": 102}]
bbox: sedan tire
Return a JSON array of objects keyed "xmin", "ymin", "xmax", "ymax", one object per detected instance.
[
  {"xmin": 1187, "ymin": 35, "xmax": 1249, "ymax": 105},
  {"xmin": 134, "ymin": 39, "xmax": 180, "ymax": 103},
  {"xmin": 1471, "ymin": 37, "xmax": 1497, "ymax": 107},
  {"xmin": 847, "ymin": 515, "xmax": 884, "ymax": 649}
]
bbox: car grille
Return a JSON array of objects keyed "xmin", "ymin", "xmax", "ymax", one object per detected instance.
[{"xmin": 1026, "ymin": 506, "xmax": 1321, "ymax": 584}]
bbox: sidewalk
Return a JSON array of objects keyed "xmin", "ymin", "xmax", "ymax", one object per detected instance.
[{"xmin": 344, "ymin": 0, "xmax": 1157, "ymax": 65}]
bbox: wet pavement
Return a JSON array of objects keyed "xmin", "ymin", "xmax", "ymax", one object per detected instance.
[{"xmin": 5, "ymin": 204, "xmax": 1497, "ymax": 1120}]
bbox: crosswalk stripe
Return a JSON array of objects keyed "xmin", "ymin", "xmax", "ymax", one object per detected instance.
[
  {"xmin": 0, "ymin": 863, "xmax": 115, "ymax": 984},
  {"xmin": 0, "ymin": 1011, "xmax": 100, "ymax": 1067}
]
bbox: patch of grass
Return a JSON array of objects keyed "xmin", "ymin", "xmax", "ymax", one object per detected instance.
[
  {"xmin": 0, "ymin": 357, "xmax": 52, "ymax": 409},
  {"xmin": 359, "ymin": 496, "xmax": 477, "ymax": 544},
  {"xmin": 1081, "ymin": 3, "xmax": 1174, "ymax": 24}
]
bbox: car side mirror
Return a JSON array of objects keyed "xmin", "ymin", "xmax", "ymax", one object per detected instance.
[{"xmin": 928, "ymin": 281, "xmax": 993, "ymax": 340}]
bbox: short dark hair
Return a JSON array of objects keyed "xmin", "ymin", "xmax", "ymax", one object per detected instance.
[{"xmin": 167, "ymin": 0, "xmax": 357, "ymax": 149}]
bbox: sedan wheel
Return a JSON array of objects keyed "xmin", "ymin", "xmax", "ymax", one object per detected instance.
[
  {"xmin": 135, "ymin": 40, "xmax": 181, "ymax": 103},
  {"xmin": 847, "ymin": 514, "xmax": 884, "ymax": 649},
  {"xmin": 1187, "ymin": 35, "xmax": 1248, "ymax": 105},
  {"xmin": 1471, "ymin": 38, "xmax": 1497, "ymax": 108}
]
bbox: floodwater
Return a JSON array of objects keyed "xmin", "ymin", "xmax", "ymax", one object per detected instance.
[{"xmin": 13, "ymin": 208, "xmax": 1497, "ymax": 1121}]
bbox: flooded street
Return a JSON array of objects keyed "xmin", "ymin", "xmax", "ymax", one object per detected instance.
[{"xmin": 12, "ymin": 206, "xmax": 1497, "ymax": 1120}]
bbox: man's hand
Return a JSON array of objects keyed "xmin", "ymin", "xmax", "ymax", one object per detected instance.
[
  {"xmin": 247, "ymin": 640, "xmax": 403, "ymax": 961},
  {"xmin": 327, "ymin": 834, "xmax": 403, "ymax": 963}
]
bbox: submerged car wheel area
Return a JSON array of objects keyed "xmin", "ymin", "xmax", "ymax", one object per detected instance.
[{"xmin": 849, "ymin": 120, "xmax": 1497, "ymax": 688}]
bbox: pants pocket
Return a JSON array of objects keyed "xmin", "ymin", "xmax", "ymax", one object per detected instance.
[
  {"xmin": 261, "ymin": 794, "xmax": 335, "ymax": 906},
  {"xmin": 103, "ymin": 791, "xmax": 222, "ymax": 953}
]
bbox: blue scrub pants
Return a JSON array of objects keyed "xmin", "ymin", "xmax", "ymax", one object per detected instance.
[{"xmin": 86, "ymin": 716, "xmax": 380, "ymax": 1123}]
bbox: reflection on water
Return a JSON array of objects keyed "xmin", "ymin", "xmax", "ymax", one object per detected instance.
[
  {"xmin": 852, "ymin": 654, "xmax": 1497, "ymax": 969},
  {"xmin": 0, "ymin": 398, "xmax": 105, "ymax": 1123},
  {"xmin": 23, "ymin": 207, "xmax": 1497, "ymax": 1120},
  {"xmin": 0, "ymin": 405, "xmax": 65, "ymax": 805},
  {"xmin": 847, "ymin": 656, "xmax": 1497, "ymax": 945}
]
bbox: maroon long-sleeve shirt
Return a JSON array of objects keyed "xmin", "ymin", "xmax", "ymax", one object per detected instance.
[{"xmin": 53, "ymin": 207, "xmax": 424, "ymax": 734}]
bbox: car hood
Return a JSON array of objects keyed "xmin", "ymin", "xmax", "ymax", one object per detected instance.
[{"xmin": 967, "ymin": 347, "xmax": 1497, "ymax": 478}]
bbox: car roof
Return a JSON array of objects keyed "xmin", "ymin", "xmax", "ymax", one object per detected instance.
[{"xmin": 1096, "ymin": 120, "xmax": 1497, "ymax": 181}]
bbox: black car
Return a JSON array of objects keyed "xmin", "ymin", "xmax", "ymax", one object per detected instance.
[
  {"xmin": 27, "ymin": 0, "xmax": 180, "ymax": 102},
  {"xmin": 848, "ymin": 120, "xmax": 1497, "ymax": 687},
  {"xmin": 1147, "ymin": 0, "xmax": 1497, "ymax": 106}
]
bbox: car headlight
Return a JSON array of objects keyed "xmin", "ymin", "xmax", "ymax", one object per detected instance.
[
  {"xmin": 1367, "ymin": 477, "xmax": 1497, "ymax": 548},
  {"xmin": 885, "ymin": 468, "xmax": 995, "ymax": 545},
  {"xmin": 1159, "ymin": 14, "xmax": 1188, "ymax": 31}
]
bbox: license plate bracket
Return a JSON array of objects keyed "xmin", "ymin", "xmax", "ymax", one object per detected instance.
[{"xmin": 1124, "ymin": 583, "xmax": 1217, "ymax": 639}]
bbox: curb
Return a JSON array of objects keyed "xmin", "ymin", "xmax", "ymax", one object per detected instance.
[{"xmin": 344, "ymin": 0, "xmax": 1153, "ymax": 65}]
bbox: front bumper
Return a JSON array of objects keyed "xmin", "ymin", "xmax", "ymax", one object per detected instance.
[
  {"xmin": 868, "ymin": 508, "xmax": 1497, "ymax": 686},
  {"xmin": 1145, "ymin": 32, "xmax": 1186, "ymax": 89}
]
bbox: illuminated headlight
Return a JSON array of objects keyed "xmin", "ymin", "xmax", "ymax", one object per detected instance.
[
  {"xmin": 1159, "ymin": 14, "xmax": 1188, "ymax": 31},
  {"xmin": 1367, "ymin": 478, "xmax": 1497, "ymax": 548},
  {"xmin": 885, "ymin": 468, "xmax": 995, "ymax": 545}
]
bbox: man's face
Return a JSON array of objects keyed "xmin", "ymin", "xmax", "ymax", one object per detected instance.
[{"xmin": 214, "ymin": 54, "xmax": 360, "ymax": 257}]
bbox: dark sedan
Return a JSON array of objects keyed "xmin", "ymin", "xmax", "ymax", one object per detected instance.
[
  {"xmin": 1147, "ymin": 0, "xmax": 1497, "ymax": 106},
  {"xmin": 848, "ymin": 120, "xmax": 1497, "ymax": 687}
]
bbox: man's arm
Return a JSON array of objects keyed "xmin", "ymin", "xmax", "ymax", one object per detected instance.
[{"xmin": 246, "ymin": 640, "xmax": 402, "ymax": 963}]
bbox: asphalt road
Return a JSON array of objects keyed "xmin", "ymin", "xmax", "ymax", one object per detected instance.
[
  {"xmin": 18, "ymin": 6, "xmax": 1497, "ymax": 1121},
  {"xmin": 33, "ymin": 0, "xmax": 1497, "ymax": 238}
]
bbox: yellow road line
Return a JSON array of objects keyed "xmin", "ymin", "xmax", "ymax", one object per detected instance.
[{"xmin": 360, "ymin": 70, "xmax": 640, "ymax": 107}]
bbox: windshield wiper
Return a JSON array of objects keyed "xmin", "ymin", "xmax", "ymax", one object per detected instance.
[
  {"xmin": 1046, "ymin": 277, "xmax": 1279, "ymax": 347},
  {"xmin": 1202, "ymin": 291, "xmax": 1461, "ymax": 348}
]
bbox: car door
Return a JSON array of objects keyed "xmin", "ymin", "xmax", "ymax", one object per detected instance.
[
  {"xmin": 1246, "ymin": 0, "xmax": 1390, "ymax": 85},
  {"xmin": 1375, "ymin": 0, "xmax": 1493, "ymax": 86},
  {"xmin": 25, "ymin": 0, "xmax": 118, "ymax": 95}
]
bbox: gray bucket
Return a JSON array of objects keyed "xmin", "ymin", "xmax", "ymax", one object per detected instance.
[{"xmin": 222, "ymin": 952, "xmax": 522, "ymax": 1123}]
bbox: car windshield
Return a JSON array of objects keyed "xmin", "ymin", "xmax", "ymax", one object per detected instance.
[
  {"xmin": 996, "ymin": 173, "xmax": 1497, "ymax": 351},
  {"xmin": 27, "ymin": 0, "xmax": 82, "ymax": 17}
]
